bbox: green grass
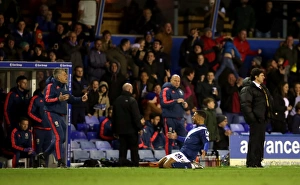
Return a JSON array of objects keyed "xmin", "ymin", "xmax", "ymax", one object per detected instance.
[{"xmin": 0, "ymin": 166, "xmax": 299, "ymax": 185}]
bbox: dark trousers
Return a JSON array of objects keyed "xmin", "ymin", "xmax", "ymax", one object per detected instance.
[
  {"xmin": 34, "ymin": 129, "xmax": 52, "ymax": 166},
  {"xmin": 163, "ymin": 117, "xmax": 186, "ymax": 155},
  {"xmin": 246, "ymin": 121, "xmax": 266, "ymax": 166},
  {"xmin": 44, "ymin": 111, "xmax": 66, "ymax": 160},
  {"xmin": 12, "ymin": 151, "xmax": 33, "ymax": 168},
  {"xmin": 118, "ymin": 133, "xmax": 139, "ymax": 167},
  {"xmin": 72, "ymin": 107, "xmax": 86, "ymax": 128}
]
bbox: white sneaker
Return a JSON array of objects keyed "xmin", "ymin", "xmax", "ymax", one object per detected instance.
[{"xmin": 191, "ymin": 161, "xmax": 204, "ymax": 169}]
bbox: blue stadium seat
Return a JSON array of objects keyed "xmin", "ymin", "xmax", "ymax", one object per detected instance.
[
  {"xmin": 77, "ymin": 123, "xmax": 90, "ymax": 132},
  {"xmin": 71, "ymin": 124, "xmax": 76, "ymax": 131},
  {"xmin": 153, "ymin": 150, "xmax": 166, "ymax": 161},
  {"xmin": 240, "ymin": 123, "xmax": 250, "ymax": 132},
  {"xmin": 71, "ymin": 141, "xmax": 81, "ymax": 150},
  {"xmin": 230, "ymin": 123, "xmax": 245, "ymax": 134},
  {"xmin": 80, "ymin": 141, "xmax": 97, "ymax": 150},
  {"xmin": 71, "ymin": 131, "xmax": 87, "ymax": 141},
  {"xmin": 138, "ymin": 150, "xmax": 156, "ymax": 162},
  {"xmin": 87, "ymin": 132, "xmax": 100, "ymax": 141},
  {"xmin": 95, "ymin": 141, "xmax": 112, "ymax": 150},
  {"xmin": 104, "ymin": 150, "xmax": 119, "ymax": 160},
  {"xmin": 85, "ymin": 116, "xmax": 99, "ymax": 125},
  {"xmin": 98, "ymin": 116, "xmax": 106, "ymax": 124},
  {"xmin": 73, "ymin": 150, "xmax": 90, "ymax": 162},
  {"xmin": 89, "ymin": 124, "xmax": 100, "ymax": 132},
  {"xmin": 90, "ymin": 150, "xmax": 105, "ymax": 160},
  {"xmin": 238, "ymin": 116, "xmax": 246, "ymax": 124}
]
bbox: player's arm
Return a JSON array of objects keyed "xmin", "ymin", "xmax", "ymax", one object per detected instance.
[
  {"xmin": 28, "ymin": 96, "xmax": 42, "ymax": 123},
  {"xmin": 44, "ymin": 84, "xmax": 59, "ymax": 103},
  {"xmin": 167, "ymin": 132, "xmax": 186, "ymax": 143},
  {"xmin": 160, "ymin": 88, "xmax": 177, "ymax": 108},
  {"xmin": 11, "ymin": 129, "xmax": 25, "ymax": 151},
  {"xmin": 4, "ymin": 92, "xmax": 13, "ymax": 125}
]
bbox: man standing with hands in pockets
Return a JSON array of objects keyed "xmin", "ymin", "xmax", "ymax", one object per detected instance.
[
  {"xmin": 160, "ymin": 75, "xmax": 189, "ymax": 154},
  {"xmin": 38, "ymin": 68, "xmax": 88, "ymax": 168}
]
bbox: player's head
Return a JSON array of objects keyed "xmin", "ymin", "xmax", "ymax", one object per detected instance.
[
  {"xmin": 53, "ymin": 68, "xmax": 68, "ymax": 84},
  {"xmin": 16, "ymin": 75, "xmax": 28, "ymax": 91},
  {"xmin": 192, "ymin": 110, "xmax": 206, "ymax": 125},
  {"xmin": 150, "ymin": 113, "xmax": 160, "ymax": 126},
  {"xmin": 170, "ymin": 75, "xmax": 180, "ymax": 88},
  {"xmin": 19, "ymin": 117, "xmax": 29, "ymax": 131}
]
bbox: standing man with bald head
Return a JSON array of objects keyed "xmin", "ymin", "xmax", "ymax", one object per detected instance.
[
  {"xmin": 112, "ymin": 83, "xmax": 144, "ymax": 167},
  {"xmin": 160, "ymin": 75, "xmax": 189, "ymax": 154}
]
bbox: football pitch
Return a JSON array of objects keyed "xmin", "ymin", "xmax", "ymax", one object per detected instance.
[{"xmin": 0, "ymin": 166, "xmax": 298, "ymax": 185}]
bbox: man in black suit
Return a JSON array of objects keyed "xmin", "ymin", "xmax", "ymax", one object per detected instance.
[{"xmin": 112, "ymin": 83, "xmax": 144, "ymax": 167}]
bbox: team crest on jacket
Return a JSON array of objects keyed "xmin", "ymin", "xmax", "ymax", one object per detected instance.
[
  {"xmin": 172, "ymin": 90, "xmax": 175, "ymax": 93},
  {"xmin": 36, "ymin": 139, "xmax": 40, "ymax": 144},
  {"xmin": 25, "ymin": 133, "xmax": 29, "ymax": 139},
  {"xmin": 40, "ymin": 100, "xmax": 43, "ymax": 103},
  {"xmin": 16, "ymin": 94, "xmax": 19, "ymax": 97},
  {"xmin": 54, "ymin": 121, "xmax": 59, "ymax": 127},
  {"xmin": 56, "ymin": 86, "xmax": 60, "ymax": 89}
]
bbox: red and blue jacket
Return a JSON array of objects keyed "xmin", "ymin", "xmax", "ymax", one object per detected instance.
[
  {"xmin": 159, "ymin": 82, "xmax": 185, "ymax": 118},
  {"xmin": 99, "ymin": 117, "xmax": 114, "ymax": 141},
  {"xmin": 139, "ymin": 121, "xmax": 165, "ymax": 149},
  {"xmin": 4, "ymin": 87, "xmax": 30, "ymax": 128},
  {"xmin": 44, "ymin": 76, "xmax": 82, "ymax": 115},
  {"xmin": 28, "ymin": 90, "xmax": 51, "ymax": 131},
  {"xmin": 11, "ymin": 127, "xmax": 33, "ymax": 152}
]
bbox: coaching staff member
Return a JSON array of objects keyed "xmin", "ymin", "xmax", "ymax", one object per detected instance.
[
  {"xmin": 240, "ymin": 68, "xmax": 273, "ymax": 168},
  {"xmin": 112, "ymin": 83, "xmax": 144, "ymax": 167},
  {"xmin": 38, "ymin": 68, "xmax": 88, "ymax": 168}
]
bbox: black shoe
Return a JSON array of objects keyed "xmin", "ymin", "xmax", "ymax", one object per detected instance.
[
  {"xmin": 57, "ymin": 160, "xmax": 67, "ymax": 168},
  {"xmin": 37, "ymin": 152, "xmax": 45, "ymax": 160}
]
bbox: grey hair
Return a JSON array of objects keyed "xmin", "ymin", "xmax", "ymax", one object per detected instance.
[{"xmin": 53, "ymin": 68, "xmax": 66, "ymax": 79}]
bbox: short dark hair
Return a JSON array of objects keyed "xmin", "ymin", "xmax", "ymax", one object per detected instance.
[
  {"xmin": 19, "ymin": 117, "xmax": 29, "ymax": 123},
  {"xmin": 102, "ymin": 30, "xmax": 111, "ymax": 36},
  {"xmin": 183, "ymin": 67, "xmax": 195, "ymax": 77},
  {"xmin": 38, "ymin": 79, "xmax": 46, "ymax": 91},
  {"xmin": 250, "ymin": 68, "xmax": 263, "ymax": 81},
  {"xmin": 150, "ymin": 113, "xmax": 160, "ymax": 120},
  {"xmin": 120, "ymin": 38, "xmax": 130, "ymax": 47},
  {"xmin": 153, "ymin": 39, "xmax": 162, "ymax": 45},
  {"xmin": 74, "ymin": 66, "xmax": 83, "ymax": 71},
  {"xmin": 195, "ymin": 110, "xmax": 207, "ymax": 119},
  {"xmin": 16, "ymin": 75, "xmax": 27, "ymax": 83}
]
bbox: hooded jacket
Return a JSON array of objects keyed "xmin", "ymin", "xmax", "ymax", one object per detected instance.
[
  {"xmin": 44, "ymin": 76, "xmax": 82, "ymax": 115},
  {"xmin": 160, "ymin": 82, "xmax": 185, "ymax": 118},
  {"xmin": 240, "ymin": 77, "xmax": 274, "ymax": 124},
  {"xmin": 98, "ymin": 81, "xmax": 110, "ymax": 117}
]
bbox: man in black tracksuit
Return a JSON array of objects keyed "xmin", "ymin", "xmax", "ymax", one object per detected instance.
[
  {"xmin": 240, "ymin": 68, "xmax": 273, "ymax": 168},
  {"xmin": 112, "ymin": 83, "xmax": 143, "ymax": 167}
]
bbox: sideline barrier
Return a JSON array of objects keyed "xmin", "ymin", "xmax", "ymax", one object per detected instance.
[{"xmin": 229, "ymin": 134, "xmax": 300, "ymax": 166}]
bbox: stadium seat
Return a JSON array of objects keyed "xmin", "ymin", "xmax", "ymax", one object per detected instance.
[
  {"xmin": 230, "ymin": 123, "xmax": 245, "ymax": 134},
  {"xmin": 154, "ymin": 150, "xmax": 166, "ymax": 161},
  {"xmin": 241, "ymin": 123, "xmax": 250, "ymax": 132},
  {"xmin": 90, "ymin": 150, "xmax": 105, "ymax": 160},
  {"xmin": 238, "ymin": 116, "xmax": 246, "ymax": 124},
  {"xmin": 85, "ymin": 116, "xmax": 99, "ymax": 125},
  {"xmin": 105, "ymin": 150, "xmax": 119, "ymax": 160},
  {"xmin": 80, "ymin": 141, "xmax": 97, "ymax": 150},
  {"xmin": 87, "ymin": 132, "xmax": 100, "ymax": 141},
  {"xmin": 98, "ymin": 116, "xmax": 106, "ymax": 124},
  {"xmin": 77, "ymin": 123, "xmax": 90, "ymax": 132},
  {"xmin": 71, "ymin": 124, "xmax": 76, "ymax": 131},
  {"xmin": 71, "ymin": 131, "xmax": 87, "ymax": 141},
  {"xmin": 269, "ymin": 132, "xmax": 283, "ymax": 135},
  {"xmin": 71, "ymin": 141, "xmax": 81, "ymax": 150},
  {"xmin": 89, "ymin": 124, "xmax": 100, "ymax": 132},
  {"xmin": 95, "ymin": 141, "xmax": 112, "ymax": 150},
  {"xmin": 73, "ymin": 150, "xmax": 90, "ymax": 162},
  {"xmin": 138, "ymin": 150, "xmax": 156, "ymax": 162}
]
